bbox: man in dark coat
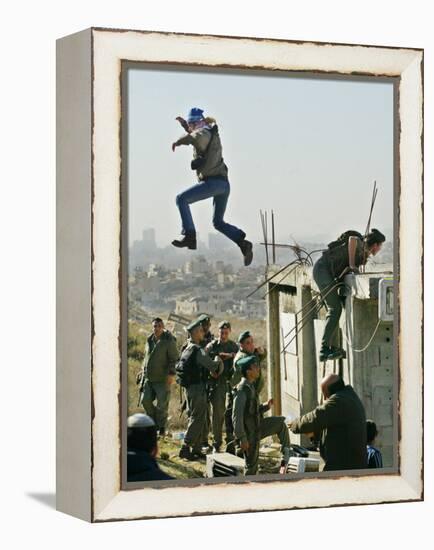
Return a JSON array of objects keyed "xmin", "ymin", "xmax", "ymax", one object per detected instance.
[
  {"xmin": 290, "ymin": 374, "xmax": 367, "ymax": 471},
  {"xmin": 127, "ymin": 413, "xmax": 173, "ymax": 482}
]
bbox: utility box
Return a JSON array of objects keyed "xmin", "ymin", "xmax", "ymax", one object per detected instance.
[
  {"xmin": 378, "ymin": 277, "xmax": 394, "ymax": 322},
  {"xmin": 206, "ymin": 453, "xmax": 246, "ymax": 477},
  {"xmin": 287, "ymin": 457, "xmax": 320, "ymax": 473}
]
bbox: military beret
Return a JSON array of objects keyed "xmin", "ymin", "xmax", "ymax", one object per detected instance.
[
  {"xmin": 238, "ymin": 330, "xmax": 251, "ymax": 343},
  {"xmin": 186, "ymin": 318, "xmax": 203, "ymax": 333},
  {"xmin": 237, "ymin": 355, "xmax": 258, "ymax": 369},
  {"xmin": 197, "ymin": 313, "xmax": 211, "ymax": 324},
  {"xmin": 218, "ymin": 320, "xmax": 231, "ymax": 330},
  {"xmin": 127, "ymin": 413, "xmax": 155, "ymax": 429}
]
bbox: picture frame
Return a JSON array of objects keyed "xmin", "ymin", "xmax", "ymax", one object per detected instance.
[{"xmin": 56, "ymin": 27, "xmax": 423, "ymax": 522}]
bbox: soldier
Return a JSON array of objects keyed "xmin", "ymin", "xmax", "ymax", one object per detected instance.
[
  {"xmin": 137, "ymin": 318, "xmax": 179, "ymax": 437},
  {"xmin": 232, "ymin": 330, "xmax": 267, "ymax": 391},
  {"xmin": 171, "ymin": 107, "xmax": 253, "ymax": 266},
  {"xmin": 225, "ymin": 330, "xmax": 267, "ymax": 453},
  {"xmin": 205, "ymin": 321, "xmax": 239, "ymax": 452},
  {"xmin": 193, "ymin": 313, "xmax": 214, "ymax": 451},
  {"xmin": 232, "ymin": 355, "xmax": 291, "ymax": 475},
  {"xmin": 180, "ymin": 313, "xmax": 213, "ymax": 353},
  {"xmin": 198, "ymin": 313, "xmax": 214, "ymax": 346},
  {"xmin": 313, "ymin": 228, "xmax": 386, "ymax": 362},
  {"xmin": 179, "ymin": 313, "xmax": 214, "ymax": 450},
  {"xmin": 177, "ymin": 318, "xmax": 223, "ymax": 460}
]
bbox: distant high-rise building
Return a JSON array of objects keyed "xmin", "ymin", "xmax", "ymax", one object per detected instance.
[
  {"xmin": 215, "ymin": 260, "xmax": 225, "ymax": 272},
  {"xmin": 209, "ymin": 232, "xmax": 229, "ymax": 251},
  {"xmin": 142, "ymin": 228, "xmax": 157, "ymax": 249}
]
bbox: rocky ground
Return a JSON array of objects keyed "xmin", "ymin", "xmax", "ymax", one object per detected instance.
[{"xmin": 156, "ymin": 434, "xmax": 291, "ymax": 479}]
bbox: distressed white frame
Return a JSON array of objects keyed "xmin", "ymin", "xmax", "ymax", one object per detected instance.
[{"xmin": 57, "ymin": 27, "xmax": 423, "ymax": 522}]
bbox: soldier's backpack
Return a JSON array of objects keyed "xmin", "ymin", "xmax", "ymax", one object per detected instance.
[
  {"xmin": 175, "ymin": 344, "xmax": 202, "ymax": 387},
  {"xmin": 325, "ymin": 229, "xmax": 365, "ymax": 278},
  {"xmin": 327, "ymin": 230, "xmax": 363, "ymax": 251}
]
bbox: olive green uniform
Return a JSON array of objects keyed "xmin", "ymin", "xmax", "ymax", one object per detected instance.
[
  {"xmin": 206, "ymin": 338, "xmax": 239, "ymax": 449},
  {"xmin": 224, "ymin": 348, "xmax": 266, "ymax": 449},
  {"xmin": 139, "ymin": 330, "xmax": 178, "ymax": 431},
  {"xmin": 232, "ymin": 378, "xmax": 291, "ymax": 475},
  {"xmin": 182, "ymin": 343, "xmax": 222, "ymax": 453}
]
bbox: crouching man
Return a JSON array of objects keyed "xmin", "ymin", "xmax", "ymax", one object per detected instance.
[{"xmin": 232, "ymin": 355, "xmax": 290, "ymax": 475}]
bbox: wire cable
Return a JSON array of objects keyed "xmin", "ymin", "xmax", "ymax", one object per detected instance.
[{"xmin": 343, "ymin": 318, "xmax": 382, "ymax": 353}]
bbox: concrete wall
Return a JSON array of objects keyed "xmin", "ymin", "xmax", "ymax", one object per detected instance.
[{"xmin": 342, "ymin": 297, "xmax": 395, "ymax": 467}]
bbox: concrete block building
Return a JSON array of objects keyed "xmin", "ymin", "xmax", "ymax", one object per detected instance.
[{"xmin": 266, "ymin": 263, "xmax": 396, "ymax": 467}]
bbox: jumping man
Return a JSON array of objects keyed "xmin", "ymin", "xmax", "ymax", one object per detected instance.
[{"xmin": 171, "ymin": 107, "xmax": 253, "ymax": 266}]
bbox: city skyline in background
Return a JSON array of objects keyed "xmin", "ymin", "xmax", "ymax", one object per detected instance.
[{"xmin": 127, "ymin": 66, "xmax": 394, "ymax": 250}]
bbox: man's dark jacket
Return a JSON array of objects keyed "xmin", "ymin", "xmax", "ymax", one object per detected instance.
[
  {"xmin": 127, "ymin": 449, "xmax": 173, "ymax": 482},
  {"xmin": 291, "ymin": 385, "xmax": 367, "ymax": 471}
]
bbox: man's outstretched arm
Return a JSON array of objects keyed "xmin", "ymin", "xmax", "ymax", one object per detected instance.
[{"xmin": 291, "ymin": 395, "xmax": 342, "ymax": 434}]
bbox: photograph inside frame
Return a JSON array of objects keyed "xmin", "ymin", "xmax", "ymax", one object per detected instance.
[{"xmin": 123, "ymin": 63, "xmax": 396, "ymax": 484}]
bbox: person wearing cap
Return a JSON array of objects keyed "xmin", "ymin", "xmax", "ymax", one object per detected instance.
[
  {"xmin": 225, "ymin": 330, "xmax": 267, "ymax": 453},
  {"xmin": 313, "ymin": 228, "xmax": 386, "ymax": 362},
  {"xmin": 232, "ymin": 330, "xmax": 267, "ymax": 391},
  {"xmin": 232, "ymin": 355, "xmax": 291, "ymax": 475},
  {"xmin": 180, "ymin": 313, "xmax": 213, "ymax": 354},
  {"xmin": 205, "ymin": 321, "xmax": 239, "ymax": 452},
  {"xmin": 127, "ymin": 413, "xmax": 173, "ymax": 482},
  {"xmin": 196, "ymin": 313, "xmax": 214, "ymax": 451},
  {"xmin": 171, "ymin": 108, "xmax": 253, "ymax": 267},
  {"xmin": 197, "ymin": 313, "xmax": 214, "ymax": 347},
  {"xmin": 136, "ymin": 318, "xmax": 179, "ymax": 437},
  {"xmin": 176, "ymin": 318, "xmax": 224, "ymax": 460}
]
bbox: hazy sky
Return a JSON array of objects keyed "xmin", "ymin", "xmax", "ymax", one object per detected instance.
[{"xmin": 127, "ymin": 66, "xmax": 394, "ymax": 247}]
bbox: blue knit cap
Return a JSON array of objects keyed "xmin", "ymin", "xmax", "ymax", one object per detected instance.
[{"xmin": 187, "ymin": 107, "xmax": 204, "ymax": 123}]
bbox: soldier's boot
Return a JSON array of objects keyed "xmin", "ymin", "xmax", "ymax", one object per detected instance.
[
  {"xmin": 238, "ymin": 239, "xmax": 253, "ymax": 267},
  {"xmin": 179, "ymin": 444, "xmax": 191, "ymax": 459},
  {"xmin": 189, "ymin": 448, "xmax": 207, "ymax": 461},
  {"xmin": 171, "ymin": 232, "xmax": 197, "ymax": 250}
]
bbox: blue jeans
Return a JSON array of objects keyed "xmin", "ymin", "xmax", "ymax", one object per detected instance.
[{"xmin": 175, "ymin": 177, "xmax": 245, "ymax": 244}]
